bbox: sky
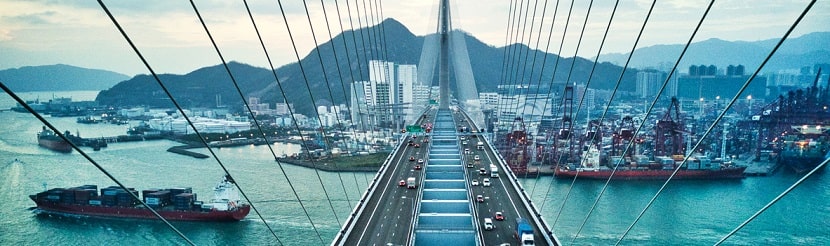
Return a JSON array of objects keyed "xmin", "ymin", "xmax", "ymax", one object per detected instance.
[{"xmin": 0, "ymin": 0, "xmax": 828, "ymax": 77}]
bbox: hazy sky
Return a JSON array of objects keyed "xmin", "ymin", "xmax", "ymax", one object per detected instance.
[{"xmin": 0, "ymin": 0, "xmax": 827, "ymax": 76}]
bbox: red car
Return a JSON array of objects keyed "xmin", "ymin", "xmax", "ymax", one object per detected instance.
[
  {"xmin": 476, "ymin": 195, "xmax": 484, "ymax": 203},
  {"xmin": 494, "ymin": 212, "xmax": 504, "ymax": 221},
  {"xmin": 414, "ymin": 144, "xmax": 420, "ymax": 148},
  {"xmin": 409, "ymin": 156, "xmax": 416, "ymax": 161},
  {"xmin": 414, "ymin": 165, "xmax": 422, "ymax": 170},
  {"xmin": 399, "ymin": 180, "xmax": 406, "ymax": 186}
]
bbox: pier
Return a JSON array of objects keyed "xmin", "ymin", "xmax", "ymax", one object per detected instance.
[{"xmin": 740, "ymin": 160, "xmax": 781, "ymax": 176}]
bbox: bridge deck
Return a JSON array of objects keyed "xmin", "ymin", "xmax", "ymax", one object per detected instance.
[{"xmin": 333, "ymin": 108, "xmax": 558, "ymax": 246}]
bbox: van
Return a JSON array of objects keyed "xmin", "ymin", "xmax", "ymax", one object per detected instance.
[{"xmin": 483, "ymin": 218, "xmax": 494, "ymax": 230}]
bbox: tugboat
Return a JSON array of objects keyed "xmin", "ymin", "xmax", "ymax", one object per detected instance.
[{"xmin": 29, "ymin": 175, "xmax": 250, "ymax": 221}]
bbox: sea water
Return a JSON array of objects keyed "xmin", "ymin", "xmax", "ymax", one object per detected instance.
[{"xmin": 0, "ymin": 91, "xmax": 827, "ymax": 245}]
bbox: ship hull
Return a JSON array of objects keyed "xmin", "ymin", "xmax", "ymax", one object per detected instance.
[
  {"xmin": 778, "ymin": 156, "xmax": 826, "ymax": 173},
  {"xmin": 31, "ymin": 199, "xmax": 250, "ymax": 222},
  {"xmin": 554, "ymin": 167, "xmax": 746, "ymax": 180},
  {"xmin": 38, "ymin": 138, "xmax": 72, "ymax": 153}
]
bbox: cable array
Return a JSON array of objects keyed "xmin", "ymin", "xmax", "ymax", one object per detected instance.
[{"xmin": 9, "ymin": 1, "xmax": 822, "ymax": 244}]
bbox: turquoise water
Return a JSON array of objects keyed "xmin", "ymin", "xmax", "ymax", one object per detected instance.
[{"xmin": 0, "ymin": 91, "xmax": 828, "ymax": 245}]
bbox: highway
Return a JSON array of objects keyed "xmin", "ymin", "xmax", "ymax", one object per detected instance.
[{"xmin": 335, "ymin": 107, "xmax": 557, "ymax": 246}]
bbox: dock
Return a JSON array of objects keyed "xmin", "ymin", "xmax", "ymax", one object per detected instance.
[{"xmin": 741, "ymin": 160, "xmax": 780, "ymax": 176}]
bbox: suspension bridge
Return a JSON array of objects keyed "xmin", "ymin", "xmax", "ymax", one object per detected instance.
[{"xmin": 1, "ymin": 0, "xmax": 825, "ymax": 245}]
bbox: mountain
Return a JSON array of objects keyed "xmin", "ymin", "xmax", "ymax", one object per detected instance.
[
  {"xmin": 96, "ymin": 18, "xmax": 637, "ymax": 116},
  {"xmin": 0, "ymin": 64, "xmax": 129, "ymax": 92},
  {"xmin": 599, "ymin": 32, "xmax": 830, "ymax": 73}
]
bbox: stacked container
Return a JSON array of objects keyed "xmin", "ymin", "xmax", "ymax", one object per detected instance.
[
  {"xmin": 173, "ymin": 193, "xmax": 194, "ymax": 211},
  {"xmin": 144, "ymin": 190, "xmax": 171, "ymax": 208},
  {"xmin": 100, "ymin": 186, "xmax": 136, "ymax": 206}
]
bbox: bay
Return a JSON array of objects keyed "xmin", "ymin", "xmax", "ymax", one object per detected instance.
[{"xmin": 0, "ymin": 91, "xmax": 827, "ymax": 245}]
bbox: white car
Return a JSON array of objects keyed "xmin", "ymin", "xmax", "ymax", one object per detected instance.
[
  {"xmin": 471, "ymin": 179, "xmax": 479, "ymax": 186},
  {"xmin": 482, "ymin": 178, "xmax": 491, "ymax": 187},
  {"xmin": 474, "ymin": 155, "xmax": 480, "ymax": 161}
]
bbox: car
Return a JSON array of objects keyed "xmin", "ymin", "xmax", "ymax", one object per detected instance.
[
  {"xmin": 409, "ymin": 156, "xmax": 415, "ymax": 161},
  {"xmin": 467, "ymin": 162, "xmax": 474, "ymax": 168},
  {"xmin": 414, "ymin": 165, "xmax": 421, "ymax": 170},
  {"xmin": 408, "ymin": 140, "xmax": 414, "ymax": 146},
  {"xmin": 414, "ymin": 143, "xmax": 420, "ymax": 148},
  {"xmin": 476, "ymin": 195, "xmax": 484, "ymax": 203},
  {"xmin": 483, "ymin": 218, "xmax": 494, "ymax": 230},
  {"xmin": 482, "ymin": 178, "xmax": 491, "ymax": 187},
  {"xmin": 417, "ymin": 159, "xmax": 424, "ymax": 164},
  {"xmin": 460, "ymin": 136, "xmax": 466, "ymax": 141},
  {"xmin": 471, "ymin": 179, "xmax": 479, "ymax": 186},
  {"xmin": 479, "ymin": 168, "xmax": 487, "ymax": 175},
  {"xmin": 474, "ymin": 155, "xmax": 481, "ymax": 161},
  {"xmin": 494, "ymin": 211, "xmax": 504, "ymax": 221},
  {"xmin": 412, "ymin": 135, "xmax": 418, "ymax": 139},
  {"xmin": 423, "ymin": 138, "xmax": 429, "ymax": 143},
  {"xmin": 464, "ymin": 148, "xmax": 471, "ymax": 154},
  {"xmin": 398, "ymin": 180, "xmax": 406, "ymax": 186}
]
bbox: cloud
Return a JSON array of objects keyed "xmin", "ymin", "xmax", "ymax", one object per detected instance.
[{"xmin": 2, "ymin": 11, "xmax": 57, "ymax": 25}]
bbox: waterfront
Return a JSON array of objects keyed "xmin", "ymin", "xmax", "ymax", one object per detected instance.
[{"xmin": 1, "ymin": 92, "xmax": 828, "ymax": 245}]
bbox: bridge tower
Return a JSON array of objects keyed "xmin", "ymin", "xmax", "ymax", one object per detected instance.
[{"xmin": 438, "ymin": 0, "xmax": 450, "ymax": 109}]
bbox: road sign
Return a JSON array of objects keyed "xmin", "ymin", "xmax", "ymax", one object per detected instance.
[{"xmin": 406, "ymin": 125, "xmax": 423, "ymax": 133}]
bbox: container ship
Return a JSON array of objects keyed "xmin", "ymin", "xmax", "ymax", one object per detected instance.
[
  {"xmin": 554, "ymin": 147, "xmax": 747, "ymax": 180},
  {"xmin": 776, "ymin": 125, "xmax": 829, "ymax": 173},
  {"xmin": 29, "ymin": 175, "xmax": 250, "ymax": 221},
  {"xmin": 37, "ymin": 126, "xmax": 72, "ymax": 153}
]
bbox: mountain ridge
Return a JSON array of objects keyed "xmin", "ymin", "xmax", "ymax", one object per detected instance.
[
  {"xmin": 598, "ymin": 32, "xmax": 830, "ymax": 71},
  {"xmin": 0, "ymin": 64, "xmax": 129, "ymax": 92}
]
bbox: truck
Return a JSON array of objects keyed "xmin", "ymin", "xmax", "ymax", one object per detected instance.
[
  {"xmin": 406, "ymin": 177, "xmax": 417, "ymax": 189},
  {"xmin": 515, "ymin": 218, "xmax": 535, "ymax": 246},
  {"xmin": 477, "ymin": 141, "xmax": 484, "ymax": 150},
  {"xmin": 490, "ymin": 164, "xmax": 499, "ymax": 178}
]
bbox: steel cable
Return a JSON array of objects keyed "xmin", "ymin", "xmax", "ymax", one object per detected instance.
[
  {"xmin": 275, "ymin": 0, "xmax": 343, "ymax": 227},
  {"xmin": 620, "ymin": 1, "xmax": 816, "ymax": 243},
  {"xmin": 241, "ymin": 1, "xmax": 326, "ymax": 243},
  {"xmin": 299, "ymin": 0, "xmax": 355, "ymax": 210}
]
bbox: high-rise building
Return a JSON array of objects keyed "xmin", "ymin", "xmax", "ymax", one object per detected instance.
[
  {"xmin": 636, "ymin": 71, "xmax": 666, "ymax": 98},
  {"xmin": 350, "ymin": 60, "xmax": 424, "ymax": 128}
]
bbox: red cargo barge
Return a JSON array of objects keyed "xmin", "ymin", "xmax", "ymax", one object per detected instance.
[
  {"xmin": 37, "ymin": 126, "xmax": 72, "ymax": 153},
  {"xmin": 554, "ymin": 166, "xmax": 747, "ymax": 180},
  {"xmin": 30, "ymin": 175, "xmax": 250, "ymax": 221}
]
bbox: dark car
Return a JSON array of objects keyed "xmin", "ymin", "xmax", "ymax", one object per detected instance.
[
  {"xmin": 409, "ymin": 156, "xmax": 415, "ymax": 161},
  {"xmin": 414, "ymin": 165, "xmax": 421, "ymax": 170}
]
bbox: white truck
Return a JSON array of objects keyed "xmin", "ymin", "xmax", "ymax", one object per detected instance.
[
  {"xmin": 406, "ymin": 177, "xmax": 417, "ymax": 189},
  {"xmin": 477, "ymin": 141, "xmax": 485, "ymax": 150},
  {"xmin": 490, "ymin": 164, "xmax": 499, "ymax": 178}
]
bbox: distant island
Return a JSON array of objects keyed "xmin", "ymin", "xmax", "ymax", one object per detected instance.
[{"xmin": 0, "ymin": 64, "xmax": 129, "ymax": 92}]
